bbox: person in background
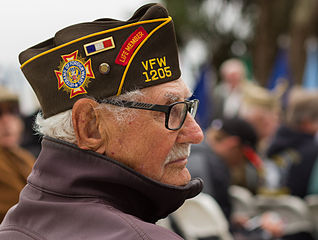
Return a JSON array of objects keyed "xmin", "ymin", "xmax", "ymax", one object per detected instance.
[
  {"xmin": 0, "ymin": 85, "xmax": 35, "ymax": 222},
  {"xmin": 266, "ymin": 87, "xmax": 318, "ymax": 198},
  {"xmin": 187, "ymin": 117, "xmax": 260, "ymax": 221},
  {"xmin": 212, "ymin": 58, "xmax": 247, "ymax": 120},
  {"xmin": 238, "ymin": 82, "xmax": 283, "ymax": 154},
  {"xmin": 0, "ymin": 4, "xmax": 204, "ymax": 239}
]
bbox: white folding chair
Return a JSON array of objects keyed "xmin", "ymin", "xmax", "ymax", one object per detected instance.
[
  {"xmin": 157, "ymin": 193, "xmax": 233, "ymax": 240},
  {"xmin": 229, "ymin": 185, "xmax": 256, "ymax": 220},
  {"xmin": 305, "ymin": 194, "xmax": 318, "ymax": 239},
  {"xmin": 255, "ymin": 194, "xmax": 314, "ymax": 236}
]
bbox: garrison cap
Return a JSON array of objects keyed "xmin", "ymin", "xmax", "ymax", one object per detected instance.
[{"xmin": 19, "ymin": 3, "xmax": 181, "ymax": 118}]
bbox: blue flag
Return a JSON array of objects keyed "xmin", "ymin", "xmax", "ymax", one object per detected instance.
[
  {"xmin": 190, "ymin": 65, "xmax": 214, "ymax": 130},
  {"xmin": 303, "ymin": 40, "xmax": 318, "ymax": 89},
  {"xmin": 268, "ymin": 47, "xmax": 293, "ymax": 110},
  {"xmin": 268, "ymin": 47, "xmax": 292, "ymax": 90}
]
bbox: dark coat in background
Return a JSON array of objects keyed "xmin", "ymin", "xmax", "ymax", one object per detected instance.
[
  {"xmin": 267, "ymin": 125, "xmax": 318, "ymax": 198},
  {"xmin": 187, "ymin": 141, "xmax": 232, "ymax": 220}
]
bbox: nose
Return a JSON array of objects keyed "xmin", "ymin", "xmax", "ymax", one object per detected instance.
[{"xmin": 176, "ymin": 113, "xmax": 204, "ymax": 144}]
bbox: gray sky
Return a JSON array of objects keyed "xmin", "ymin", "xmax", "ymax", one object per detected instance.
[{"xmin": 1, "ymin": 0, "xmax": 159, "ymax": 65}]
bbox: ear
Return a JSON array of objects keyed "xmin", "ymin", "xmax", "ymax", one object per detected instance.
[{"xmin": 72, "ymin": 98, "xmax": 105, "ymax": 154}]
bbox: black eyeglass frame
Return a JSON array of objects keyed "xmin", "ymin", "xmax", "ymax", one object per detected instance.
[{"xmin": 99, "ymin": 99, "xmax": 199, "ymax": 130}]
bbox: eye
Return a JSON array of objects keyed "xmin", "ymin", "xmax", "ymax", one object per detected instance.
[{"xmin": 170, "ymin": 103, "xmax": 184, "ymax": 119}]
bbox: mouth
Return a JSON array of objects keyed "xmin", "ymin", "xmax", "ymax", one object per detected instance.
[
  {"xmin": 166, "ymin": 157, "xmax": 188, "ymax": 166},
  {"xmin": 164, "ymin": 143, "xmax": 191, "ymax": 165}
]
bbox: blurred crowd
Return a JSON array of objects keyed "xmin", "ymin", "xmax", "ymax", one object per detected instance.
[
  {"xmin": 0, "ymin": 57, "xmax": 318, "ymax": 240},
  {"xmin": 0, "ymin": 86, "xmax": 40, "ymax": 221},
  {"xmin": 158, "ymin": 58, "xmax": 318, "ymax": 240}
]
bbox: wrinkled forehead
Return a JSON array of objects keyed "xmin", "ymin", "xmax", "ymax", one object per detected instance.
[{"xmin": 142, "ymin": 78, "xmax": 192, "ymax": 103}]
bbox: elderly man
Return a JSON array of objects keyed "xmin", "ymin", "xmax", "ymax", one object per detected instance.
[{"xmin": 0, "ymin": 3, "xmax": 203, "ymax": 240}]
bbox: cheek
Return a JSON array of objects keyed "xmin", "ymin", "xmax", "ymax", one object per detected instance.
[
  {"xmin": 0, "ymin": 121, "xmax": 22, "ymax": 147},
  {"xmin": 105, "ymin": 111, "xmax": 179, "ymax": 181},
  {"xmin": 259, "ymin": 115, "xmax": 278, "ymax": 137},
  {"xmin": 0, "ymin": 117, "xmax": 22, "ymax": 134},
  {"xmin": 140, "ymin": 138, "xmax": 173, "ymax": 167},
  {"xmin": 134, "ymin": 133, "xmax": 178, "ymax": 180}
]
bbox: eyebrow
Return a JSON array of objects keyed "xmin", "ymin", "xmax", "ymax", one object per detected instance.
[
  {"xmin": 163, "ymin": 90, "xmax": 193, "ymax": 104},
  {"xmin": 163, "ymin": 92, "xmax": 181, "ymax": 105}
]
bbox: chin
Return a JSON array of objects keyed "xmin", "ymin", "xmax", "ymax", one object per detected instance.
[{"xmin": 161, "ymin": 168, "xmax": 191, "ymax": 186}]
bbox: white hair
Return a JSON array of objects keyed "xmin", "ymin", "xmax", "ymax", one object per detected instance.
[
  {"xmin": 35, "ymin": 109, "xmax": 76, "ymax": 143},
  {"xmin": 34, "ymin": 90, "xmax": 144, "ymax": 143}
]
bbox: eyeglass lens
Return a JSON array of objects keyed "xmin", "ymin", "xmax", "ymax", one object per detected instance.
[
  {"xmin": 168, "ymin": 100, "xmax": 199, "ymax": 130},
  {"xmin": 189, "ymin": 101, "xmax": 198, "ymax": 117},
  {"xmin": 168, "ymin": 102, "xmax": 188, "ymax": 129}
]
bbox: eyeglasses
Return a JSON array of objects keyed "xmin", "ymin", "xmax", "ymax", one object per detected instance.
[{"xmin": 100, "ymin": 99, "xmax": 199, "ymax": 130}]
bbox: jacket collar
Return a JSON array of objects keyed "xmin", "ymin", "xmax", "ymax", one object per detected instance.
[{"xmin": 28, "ymin": 137, "xmax": 203, "ymax": 223}]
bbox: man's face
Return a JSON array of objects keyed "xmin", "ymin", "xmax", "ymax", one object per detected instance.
[
  {"xmin": 0, "ymin": 102, "xmax": 23, "ymax": 148},
  {"xmin": 208, "ymin": 130, "xmax": 245, "ymax": 166},
  {"xmin": 245, "ymin": 107, "xmax": 279, "ymax": 140},
  {"xmin": 99, "ymin": 79, "xmax": 203, "ymax": 186}
]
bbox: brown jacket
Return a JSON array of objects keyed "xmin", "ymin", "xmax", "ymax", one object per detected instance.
[
  {"xmin": 0, "ymin": 137, "xmax": 202, "ymax": 239},
  {"xmin": 0, "ymin": 146, "xmax": 34, "ymax": 221}
]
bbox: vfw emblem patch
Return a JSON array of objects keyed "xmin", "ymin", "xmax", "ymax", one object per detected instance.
[{"xmin": 54, "ymin": 50, "xmax": 95, "ymax": 98}]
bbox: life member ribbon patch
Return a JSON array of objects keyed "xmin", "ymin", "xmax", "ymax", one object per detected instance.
[{"xmin": 115, "ymin": 26, "xmax": 148, "ymax": 66}]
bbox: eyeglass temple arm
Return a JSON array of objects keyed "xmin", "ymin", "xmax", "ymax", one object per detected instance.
[{"xmin": 102, "ymin": 100, "xmax": 169, "ymax": 113}]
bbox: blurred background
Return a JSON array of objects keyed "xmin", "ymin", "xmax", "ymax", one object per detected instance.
[
  {"xmin": 1, "ymin": 1, "xmax": 318, "ymax": 239},
  {"xmin": 1, "ymin": 0, "xmax": 318, "ymax": 115}
]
